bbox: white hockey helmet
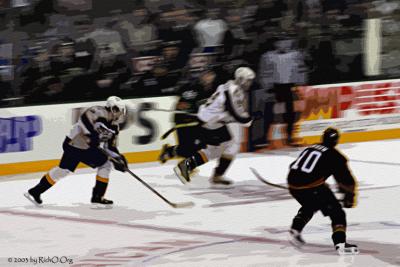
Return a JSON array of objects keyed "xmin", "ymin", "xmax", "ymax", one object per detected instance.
[
  {"xmin": 234, "ymin": 67, "xmax": 255, "ymax": 90},
  {"xmin": 235, "ymin": 67, "xmax": 256, "ymax": 81},
  {"xmin": 106, "ymin": 96, "xmax": 126, "ymax": 121}
]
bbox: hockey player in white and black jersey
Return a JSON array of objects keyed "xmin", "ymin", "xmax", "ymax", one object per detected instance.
[
  {"xmin": 24, "ymin": 96, "xmax": 128, "ymax": 208},
  {"xmin": 173, "ymin": 67, "xmax": 258, "ymax": 185}
]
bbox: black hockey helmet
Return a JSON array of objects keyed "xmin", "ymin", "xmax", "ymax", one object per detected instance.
[{"xmin": 322, "ymin": 127, "xmax": 340, "ymax": 147}]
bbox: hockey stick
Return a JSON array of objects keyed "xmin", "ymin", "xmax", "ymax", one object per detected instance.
[
  {"xmin": 250, "ymin": 167, "xmax": 289, "ymax": 190},
  {"xmin": 101, "ymin": 148, "xmax": 194, "ymax": 208},
  {"xmin": 124, "ymin": 168, "xmax": 195, "ymax": 208},
  {"xmin": 161, "ymin": 121, "xmax": 200, "ymax": 140},
  {"xmin": 147, "ymin": 107, "xmax": 200, "ymax": 140},
  {"xmin": 250, "ymin": 168, "xmax": 349, "ymax": 201},
  {"xmin": 149, "ymin": 107, "xmax": 198, "ymax": 116}
]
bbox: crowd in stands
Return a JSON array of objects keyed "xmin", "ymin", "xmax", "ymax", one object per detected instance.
[{"xmin": 0, "ymin": 0, "xmax": 400, "ymax": 107}]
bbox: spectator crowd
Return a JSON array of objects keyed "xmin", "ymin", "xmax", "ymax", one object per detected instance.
[{"xmin": 0, "ymin": 0, "xmax": 400, "ymax": 107}]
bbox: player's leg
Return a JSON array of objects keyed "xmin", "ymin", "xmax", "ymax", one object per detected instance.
[
  {"xmin": 319, "ymin": 186, "xmax": 359, "ymax": 255},
  {"xmin": 81, "ymin": 147, "xmax": 113, "ymax": 206},
  {"xmin": 25, "ymin": 167, "xmax": 73, "ymax": 206},
  {"xmin": 159, "ymin": 143, "xmax": 176, "ymax": 164},
  {"xmin": 210, "ymin": 139, "xmax": 238, "ymax": 185},
  {"xmin": 25, "ymin": 138, "xmax": 79, "ymax": 206},
  {"xmin": 175, "ymin": 125, "xmax": 204, "ymax": 157},
  {"xmin": 159, "ymin": 129, "xmax": 186, "ymax": 163},
  {"xmin": 173, "ymin": 126, "xmax": 228, "ymax": 184},
  {"xmin": 289, "ymin": 206, "xmax": 314, "ymax": 247},
  {"xmin": 173, "ymin": 148, "xmax": 210, "ymax": 184},
  {"xmin": 211, "ymin": 154, "xmax": 234, "ymax": 185},
  {"xmin": 210, "ymin": 123, "xmax": 242, "ymax": 185},
  {"xmin": 91, "ymin": 160, "xmax": 113, "ymax": 206},
  {"xmin": 160, "ymin": 126, "xmax": 200, "ymax": 163},
  {"xmin": 288, "ymin": 188, "xmax": 317, "ymax": 247}
]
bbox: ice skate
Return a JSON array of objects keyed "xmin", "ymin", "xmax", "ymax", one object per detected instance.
[
  {"xmin": 91, "ymin": 196, "xmax": 114, "ymax": 209},
  {"xmin": 288, "ymin": 229, "xmax": 305, "ymax": 248},
  {"xmin": 24, "ymin": 190, "xmax": 43, "ymax": 207},
  {"xmin": 210, "ymin": 175, "xmax": 233, "ymax": 188},
  {"xmin": 173, "ymin": 159, "xmax": 191, "ymax": 184},
  {"xmin": 335, "ymin": 243, "xmax": 359, "ymax": 255},
  {"xmin": 159, "ymin": 144, "xmax": 172, "ymax": 164}
]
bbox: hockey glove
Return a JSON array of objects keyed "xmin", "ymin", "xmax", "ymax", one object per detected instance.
[
  {"xmin": 94, "ymin": 122, "xmax": 115, "ymax": 141},
  {"xmin": 112, "ymin": 154, "xmax": 128, "ymax": 172},
  {"xmin": 341, "ymin": 192, "xmax": 356, "ymax": 208}
]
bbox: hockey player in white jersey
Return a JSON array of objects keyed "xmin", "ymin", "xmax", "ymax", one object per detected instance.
[
  {"xmin": 24, "ymin": 96, "xmax": 128, "ymax": 208},
  {"xmin": 174, "ymin": 67, "xmax": 257, "ymax": 185}
]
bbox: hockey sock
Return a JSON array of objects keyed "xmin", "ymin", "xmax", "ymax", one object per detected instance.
[
  {"xmin": 189, "ymin": 151, "xmax": 207, "ymax": 170},
  {"xmin": 291, "ymin": 208, "xmax": 313, "ymax": 232},
  {"xmin": 92, "ymin": 176, "xmax": 109, "ymax": 198},
  {"xmin": 29, "ymin": 175, "xmax": 55, "ymax": 195},
  {"xmin": 214, "ymin": 156, "xmax": 233, "ymax": 177},
  {"xmin": 332, "ymin": 225, "xmax": 346, "ymax": 245},
  {"xmin": 167, "ymin": 146, "xmax": 177, "ymax": 157}
]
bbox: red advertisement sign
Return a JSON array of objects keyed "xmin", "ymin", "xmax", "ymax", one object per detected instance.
[{"xmin": 296, "ymin": 79, "xmax": 400, "ymax": 121}]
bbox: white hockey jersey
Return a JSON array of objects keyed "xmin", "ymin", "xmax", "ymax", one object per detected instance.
[
  {"xmin": 67, "ymin": 106, "xmax": 119, "ymax": 149},
  {"xmin": 198, "ymin": 80, "xmax": 252, "ymax": 129}
]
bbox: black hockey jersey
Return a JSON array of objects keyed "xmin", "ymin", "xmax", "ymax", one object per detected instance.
[
  {"xmin": 174, "ymin": 81, "xmax": 215, "ymax": 124},
  {"xmin": 287, "ymin": 144, "xmax": 356, "ymax": 193}
]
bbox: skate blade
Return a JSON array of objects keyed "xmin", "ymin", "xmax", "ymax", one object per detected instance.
[
  {"xmin": 173, "ymin": 166, "xmax": 189, "ymax": 184},
  {"xmin": 337, "ymin": 248, "xmax": 360, "ymax": 255},
  {"xmin": 23, "ymin": 192, "xmax": 42, "ymax": 207},
  {"xmin": 209, "ymin": 183, "xmax": 234, "ymax": 189},
  {"xmin": 90, "ymin": 203, "xmax": 113, "ymax": 210},
  {"xmin": 288, "ymin": 237, "xmax": 305, "ymax": 248},
  {"xmin": 158, "ymin": 154, "xmax": 167, "ymax": 164}
]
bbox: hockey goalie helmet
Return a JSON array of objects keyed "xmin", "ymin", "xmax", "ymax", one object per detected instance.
[
  {"xmin": 234, "ymin": 67, "xmax": 255, "ymax": 91},
  {"xmin": 322, "ymin": 127, "xmax": 340, "ymax": 147},
  {"xmin": 106, "ymin": 96, "xmax": 126, "ymax": 123}
]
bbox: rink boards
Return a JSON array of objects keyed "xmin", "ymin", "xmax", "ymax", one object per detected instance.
[
  {"xmin": 0, "ymin": 96, "xmax": 179, "ymax": 175},
  {"xmin": 2, "ymin": 78, "xmax": 400, "ymax": 175},
  {"xmin": 295, "ymin": 78, "xmax": 400, "ymax": 144}
]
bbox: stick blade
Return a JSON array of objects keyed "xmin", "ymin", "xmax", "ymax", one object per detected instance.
[
  {"xmin": 250, "ymin": 167, "xmax": 288, "ymax": 190},
  {"xmin": 250, "ymin": 167, "xmax": 264, "ymax": 182},
  {"xmin": 161, "ymin": 128, "xmax": 174, "ymax": 140},
  {"xmin": 170, "ymin": 201, "xmax": 195, "ymax": 208}
]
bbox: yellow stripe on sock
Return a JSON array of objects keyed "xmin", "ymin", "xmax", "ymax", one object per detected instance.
[
  {"xmin": 199, "ymin": 151, "xmax": 208, "ymax": 163},
  {"xmin": 333, "ymin": 225, "xmax": 346, "ymax": 233},
  {"xmin": 45, "ymin": 173, "xmax": 56, "ymax": 185},
  {"xmin": 221, "ymin": 154, "xmax": 234, "ymax": 161},
  {"xmin": 96, "ymin": 175, "xmax": 109, "ymax": 183}
]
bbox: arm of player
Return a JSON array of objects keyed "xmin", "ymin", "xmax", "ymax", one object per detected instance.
[
  {"xmin": 104, "ymin": 127, "xmax": 128, "ymax": 172},
  {"xmin": 80, "ymin": 107, "xmax": 117, "ymax": 146},
  {"xmin": 80, "ymin": 107, "xmax": 105, "ymax": 133},
  {"xmin": 332, "ymin": 153, "xmax": 358, "ymax": 208},
  {"xmin": 94, "ymin": 122, "xmax": 116, "ymax": 141},
  {"xmin": 104, "ymin": 142, "xmax": 128, "ymax": 173},
  {"xmin": 224, "ymin": 90, "xmax": 252, "ymax": 126}
]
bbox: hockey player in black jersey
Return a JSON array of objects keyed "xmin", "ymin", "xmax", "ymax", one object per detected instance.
[
  {"xmin": 24, "ymin": 96, "xmax": 128, "ymax": 208},
  {"xmin": 173, "ymin": 67, "xmax": 256, "ymax": 186},
  {"xmin": 159, "ymin": 68, "xmax": 217, "ymax": 164},
  {"xmin": 287, "ymin": 127, "xmax": 359, "ymax": 255}
]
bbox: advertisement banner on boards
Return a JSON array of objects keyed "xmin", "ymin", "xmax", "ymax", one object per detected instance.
[
  {"xmin": 0, "ymin": 96, "xmax": 179, "ymax": 164},
  {"xmin": 295, "ymin": 79, "xmax": 400, "ymax": 137}
]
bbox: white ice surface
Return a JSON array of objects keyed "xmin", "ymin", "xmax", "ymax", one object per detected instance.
[{"xmin": 1, "ymin": 139, "xmax": 400, "ymax": 266}]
